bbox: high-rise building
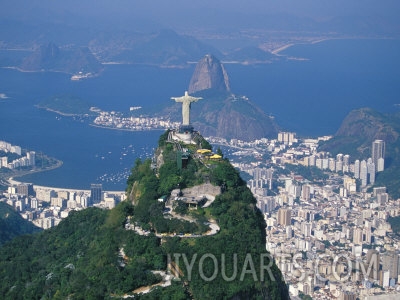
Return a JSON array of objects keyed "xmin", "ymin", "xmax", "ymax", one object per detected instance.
[
  {"xmin": 360, "ymin": 160, "xmax": 368, "ymax": 186},
  {"xmin": 277, "ymin": 208, "xmax": 291, "ymax": 226},
  {"xmin": 301, "ymin": 222, "xmax": 312, "ymax": 237},
  {"xmin": 354, "ymin": 160, "xmax": 360, "ymax": 179},
  {"xmin": 379, "ymin": 270, "xmax": 390, "ymax": 287},
  {"xmin": 329, "ymin": 158, "xmax": 336, "ymax": 172},
  {"xmin": 90, "ymin": 184, "xmax": 102, "ymax": 204},
  {"xmin": 290, "ymin": 184, "xmax": 301, "ymax": 198},
  {"xmin": 0, "ymin": 156, "xmax": 7, "ymax": 168},
  {"xmin": 367, "ymin": 159, "xmax": 375, "ymax": 185},
  {"xmin": 353, "ymin": 227, "xmax": 363, "ymax": 244},
  {"xmin": 382, "ymin": 251, "xmax": 398, "ymax": 280},
  {"xmin": 340, "ymin": 206, "xmax": 347, "ymax": 218},
  {"xmin": 80, "ymin": 195, "xmax": 89, "ymax": 208},
  {"xmin": 265, "ymin": 168, "xmax": 274, "ymax": 189},
  {"xmin": 373, "ymin": 187, "xmax": 387, "ymax": 197},
  {"xmin": 27, "ymin": 151, "xmax": 36, "ymax": 166},
  {"xmin": 316, "ymin": 158, "xmax": 323, "ymax": 169},
  {"xmin": 377, "ymin": 193, "xmax": 389, "ymax": 206},
  {"xmin": 309, "ymin": 155, "xmax": 316, "ymax": 167},
  {"xmin": 377, "ymin": 157, "xmax": 385, "ymax": 173},
  {"xmin": 286, "ymin": 225, "xmax": 293, "ymax": 239},
  {"xmin": 11, "ymin": 145, "xmax": 21, "ymax": 155},
  {"xmin": 335, "ymin": 160, "xmax": 343, "ymax": 173},
  {"xmin": 322, "ymin": 158, "xmax": 329, "ymax": 169},
  {"xmin": 17, "ymin": 183, "xmax": 34, "ymax": 196},
  {"xmin": 366, "ymin": 249, "xmax": 380, "ymax": 280},
  {"xmin": 352, "ymin": 244, "xmax": 363, "ymax": 257},
  {"xmin": 372, "ymin": 140, "xmax": 385, "ymax": 172},
  {"xmin": 278, "ymin": 132, "xmax": 296, "ymax": 145},
  {"xmin": 301, "ymin": 185, "xmax": 311, "ymax": 201},
  {"xmin": 343, "ymin": 155, "xmax": 350, "ymax": 172},
  {"xmin": 364, "ymin": 228, "xmax": 372, "ymax": 244},
  {"xmin": 253, "ymin": 167, "xmax": 265, "ymax": 181},
  {"xmin": 257, "ymin": 197, "xmax": 275, "ymax": 214}
]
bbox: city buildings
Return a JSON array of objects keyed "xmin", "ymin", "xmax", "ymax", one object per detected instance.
[
  {"xmin": 90, "ymin": 183, "xmax": 103, "ymax": 204},
  {"xmin": 372, "ymin": 140, "xmax": 385, "ymax": 172},
  {"xmin": 93, "ymin": 110, "xmax": 180, "ymax": 131},
  {"xmin": 277, "ymin": 208, "xmax": 292, "ymax": 226},
  {"xmin": 0, "ymin": 140, "xmax": 36, "ymax": 169},
  {"xmin": 1, "ymin": 183, "xmax": 125, "ymax": 230},
  {"xmin": 208, "ymin": 133, "xmax": 400, "ymax": 298},
  {"xmin": 278, "ymin": 132, "xmax": 297, "ymax": 145}
]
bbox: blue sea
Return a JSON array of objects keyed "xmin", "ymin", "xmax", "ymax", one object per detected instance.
[
  {"xmin": 0, "ymin": 38, "xmax": 399, "ymax": 190},
  {"xmin": 225, "ymin": 38, "xmax": 400, "ymax": 135}
]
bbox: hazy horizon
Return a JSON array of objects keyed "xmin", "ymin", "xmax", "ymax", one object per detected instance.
[{"xmin": 1, "ymin": 0, "xmax": 400, "ymax": 37}]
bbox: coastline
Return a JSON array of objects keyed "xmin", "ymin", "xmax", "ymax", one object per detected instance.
[
  {"xmin": 13, "ymin": 158, "xmax": 62, "ymax": 179},
  {"xmin": 1, "ymin": 156, "xmax": 63, "ymax": 188},
  {"xmin": 35, "ymin": 106, "xmax": 172, "ymax": 132},
  {"xmin": 90, "ymin": 123, "xmax": 168, "ymax": 132},
  {"xmin": 269, "ymin": 36, "xmax": 399, "ymax": 56},
  {"xmin": 34, "ymin": 105, "xmax": 88, "ymax": 117},
  {"xmin": 271, "ymin": 43, "xmax": 295, "ymax": 55},
  {"xmin": 2, "ymin": 66, "xmax": 72, "ymax": 75},
  {"xmin": 8, "ymin": 177, "xmax": 124, "ymax": 194},
  {"xmin": 270, "ymin": 38, "xmax": 334, "ymax": 55}
]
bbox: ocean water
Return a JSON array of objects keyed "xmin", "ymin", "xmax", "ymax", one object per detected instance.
[
  {"xmin": 0, "ymin": 38, "xmax": 399, "ymax": 190},
  {"xmin": 1, "ymin": 98, "xmax": 161, "ymax": 190},
  {"xmin": 0, "ymin": 66, "xmax": 193, "ymax": 190},
  {"xmin": 225, "ymin": 38, "xmax": 400, "ymax": 135}
]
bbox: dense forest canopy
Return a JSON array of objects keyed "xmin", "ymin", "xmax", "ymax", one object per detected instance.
[{"xmin": 0, "ymin": 131, "xmax": 289, "ymax": 299}]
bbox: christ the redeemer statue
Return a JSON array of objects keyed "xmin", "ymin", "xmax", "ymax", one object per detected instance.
[{"xmin": 171, "ymin": 91, "xmax": 202, "ymax": 125}]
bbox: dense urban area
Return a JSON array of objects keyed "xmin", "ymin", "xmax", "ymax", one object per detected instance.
[
  {"xmin": 93, "ymin": 109, "xmax": 180, "ymax": 131},
  {"xmin": 1, "ymin": 131, "xmax": 399, "ymax": 299},
  {"xmin": 209, "ymin": 133, "xmax": 397, "ymax": 299}
]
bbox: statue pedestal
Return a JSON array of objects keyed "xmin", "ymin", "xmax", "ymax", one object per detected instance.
[
  {"xmin": 178, "ymin": 124, "xmax": 194, "ymax": 134},
  {"xmin": 171, "ymin": 125, "xmax": 195, "ymax": 144}
]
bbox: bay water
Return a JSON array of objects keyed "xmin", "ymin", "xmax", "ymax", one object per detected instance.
[{"xmin": 0, "ymin": 38, "xmax": 399, "ymax": 190}]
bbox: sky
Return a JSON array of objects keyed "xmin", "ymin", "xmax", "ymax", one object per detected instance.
[
  {"xmin": 0, "ymin": 0, "xmax": 399, "ymax": 50},
  {"xmin": 2, "ymin": 0, "xmax": 399, "ymax": 28}
]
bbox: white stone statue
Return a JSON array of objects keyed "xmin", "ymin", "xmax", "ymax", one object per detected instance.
[{"xmin": 171, "ymin": 91, "xmax": 202, "ymax": 125}]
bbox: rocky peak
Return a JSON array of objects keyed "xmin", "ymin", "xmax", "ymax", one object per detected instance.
[
  {"xmin": 161, "ymin": 54, "xmax": 278, "ymax": 141},
  {"xmin": 188, "ymin": 54, "xmax": 230, "ymax": 94}
]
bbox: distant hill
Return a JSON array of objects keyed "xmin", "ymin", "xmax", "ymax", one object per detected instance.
[
  {"xmin": 0, "ymin": 202, "xmax": 41, "ymax": 246},
  {"xmin": 162, "ymin": 54, "xmax": 279, "ymax": 141},
  {"xmin": 113, "ymin": 29, "xmax": 222, "ymax": 66},
  {"xmin": 20, "ymin": 42, "xmax": 103, "ymax": 75},
  {"xmin": 36, "ymin": 95, "xmax": 96, "ymax": 116},
  {"xmin": 224, "ymin": 46, "xmax": 278, "ymax": 64},
  {"xmin": 319, "ymin": 108, "xmax": 399, "ymax": 157},
  {"xmin": 320, "ymin": 107, "xmax": 400, "ymax": 198}
]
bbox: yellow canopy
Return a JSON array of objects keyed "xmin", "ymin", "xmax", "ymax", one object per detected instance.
[{"xmin": 197, "ymin": 149, "xmax": 212, "ymax": 154}]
